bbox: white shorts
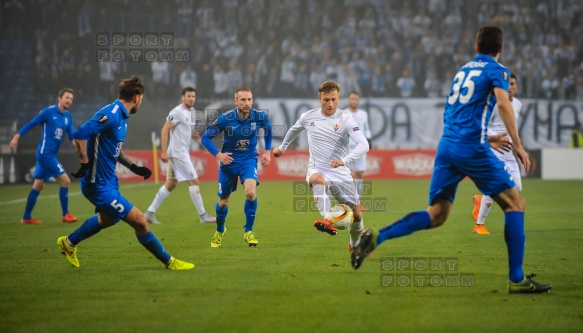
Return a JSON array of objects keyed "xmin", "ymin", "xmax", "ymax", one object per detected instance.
[
  {"xmin": 167, "ymin": 154, "xmax": 198, "ymax": 182},
  {"xmin": 501, "ymin": 158, "xmax": 522, "ymax": 192},
  {"xmin": 306, "ymin": 167, "xmax": 359, "ymax": 205},
  {"xmin": 351, "ymin": 154, "xmax": 367, "ymax": 172}
]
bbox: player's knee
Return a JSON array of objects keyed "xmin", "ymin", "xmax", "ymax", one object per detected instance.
[
  {"xmin": 33, "ymin": 183, "xmax": 45, "ymax": 191},
  {"xmin": 244, "ymin": 190, "xmax": 256, "ymax": 201},
  {"xmin": 165, "ymin": 181, "xmax": 177, "ymax": 191}
]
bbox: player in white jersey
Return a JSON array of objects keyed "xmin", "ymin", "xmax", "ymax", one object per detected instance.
[
  {"xmin": 273, "ymin": 81, "xmax": 369, "ymax": 251},
  {"xmin": 472, "ymin": 74, "xmax": 521, "ymax": 234},
  {"xmin": 346, "ymin": 91, "xmax": 372, "ymax": 211},
  {"xmin": 145, "ymin": 87, "xmax": 216, "ymax": 224}
]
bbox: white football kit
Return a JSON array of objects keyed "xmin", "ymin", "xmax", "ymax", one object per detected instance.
[
  {"xmin": 279, "ymin": 108, "xmax": 369, "ymax": 204},
  {"xmin": 347, "ymin": 108, "xmax": 372, "ymax": 172},
  {"xmin": 488, "ymin": 97, "xmax": 522, "ymax": 191},
  {"xmin": 166, "ymin": 104, "xmax": 198, "ymax": 182}
]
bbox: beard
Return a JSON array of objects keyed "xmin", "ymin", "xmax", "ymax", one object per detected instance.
[{"xmin": 130, "ymin": 106, "xmax": 138, "ymax": 114}]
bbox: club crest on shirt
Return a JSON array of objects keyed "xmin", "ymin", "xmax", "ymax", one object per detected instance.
[
  {"xmin": 54, "ymin": 128, "xmax": 63, "ymax": 140},
  {"xmin": 334, "ymin": 123, "xmax": 339, "ymax": 131}
]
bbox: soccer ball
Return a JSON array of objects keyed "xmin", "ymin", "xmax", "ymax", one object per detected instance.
[{"xmin": 325, "ymin": 204, "xmax": 354, "ymax": 230}]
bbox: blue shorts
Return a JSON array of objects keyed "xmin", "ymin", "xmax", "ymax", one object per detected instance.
[
  {"xmin": 81, "ymin": 183, "xmax": 133, "ymax": 222},
  {"xmin": 33, "ymin": 155, "xmax": 66, "ymax": 181},
  {"xmin": 428, "ymin": 138, "xmax": 515, "ymax": 205},
  {"xmin": 217, "ymin": 160, "xmax": 259, "ymax": 198}
]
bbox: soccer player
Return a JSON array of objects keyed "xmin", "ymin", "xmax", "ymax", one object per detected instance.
[
  {"xmin": 346, "ymin": 91, "xmax": 372, "ymax": 211},
  {"xmin": 9, "ymin": 88, "xmax": 78, "ymax": 224},
  {"xmin": 57, "ymin": 76, "xmax": 194, "ymax": 270},
  {"xmin": 472, "ymin": 74, "xmax": 522, "ymax": 235},
  {"xmin": 201, "ymin": 87, "xmax": 272, "ymax": 248},
  {"xmin": 351, "ymin": 27, "xmax": 552, "ymax": 294},
  {"xmin": 273, "ymin": 81, "xmax": 370, "ymax": 254},
  {"xmin": 144, "ymin": 87, "xmax": 216, "ymax": 224}
]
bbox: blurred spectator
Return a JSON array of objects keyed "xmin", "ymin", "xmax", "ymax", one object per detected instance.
[
  {"xmin": 179, "ymin": 65, "xmax": 197, "ymax": 90},
  {"xmin": 213, "ymin": 64, "xmax": 228, "ymax": 99},
  {"xmin": 396, "ymin": 68, "xmax": 416, "ymax": 98}
]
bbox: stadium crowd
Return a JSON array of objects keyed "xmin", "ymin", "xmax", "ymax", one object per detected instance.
[{"xmin": 3, "ymin": 0, "xmax": 583, "ymax": 101}]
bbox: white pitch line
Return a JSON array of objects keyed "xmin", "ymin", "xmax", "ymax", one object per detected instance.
[{"xmin": 0, "ymin": 183, "xmax": 151, "ymax": 205}]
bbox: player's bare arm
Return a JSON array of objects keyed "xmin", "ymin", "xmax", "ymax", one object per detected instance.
[
  {"xmin": 160, "ymin": 120, "xmax": 174, "ymax": 162},
  {"xmin": 488, "ymin": 133, "xmax": 512, "ymax": 153},
  {"xmin": 261, "ymin": 150, "xmax": 271, "ymax": 167},
  {"xmin": 191, "ymin": 129, "xmax": 202, "ymax": 145},
  {"xmin": 216, "ymin": 152, "xmax": 233, "ymax": 165},
  {"xmin": 330, "ymin": 160, "xmax": 345, "ymax": 168},
  {"xmin": 9, "ymin": 134, "xmax": 20, "ymax": 149},
  {"xmin": 73, "ymin": 139, "xmax": 89, "ymax": 163},
  {"xmin": 273, "ymin": 147, "xmax": 283, "ymax": 157},
  {"xmin": 494, "ymin": 87, "xmax": 530, "ymax": 172}
]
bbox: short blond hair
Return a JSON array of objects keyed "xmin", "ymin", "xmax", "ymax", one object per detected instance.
[
  {"xmin": 318, "ymin": 81, "xmax": 340, "ymax": 95},
  {"xmin": 234, "ymin": 87, "xmax": 253, "ymax": 99}
]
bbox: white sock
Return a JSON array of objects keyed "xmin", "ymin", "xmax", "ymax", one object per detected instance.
[
  {"xmin": 477, "ymin": 195, "xmax": 494, "ymax": 225},
  {"xmin": 312, "ymin": 184, "xmax": 331, "ymax": 218},
  {"xmin": 349, "ymin": 220, "xmax": 364, "ymax": 247},
  {"xmin": 148, "ymin": 186, "xmax": 171, "ymax": 213},
  {"xmin": 354, "ymin": 178, "xmax": 363, "ymax": 196},
  {"xmin": 189, "ymin": 185, "xmax": 206, "ymax": 215}
]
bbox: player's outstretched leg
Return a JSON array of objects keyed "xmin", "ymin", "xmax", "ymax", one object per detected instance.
[
  {"xmin": 351, "ymin": 228, "xmax": 378, "ymax": 269},
  {"xmin": 57, "ymin": 236, "xmax": 79, "ymax": 268}
]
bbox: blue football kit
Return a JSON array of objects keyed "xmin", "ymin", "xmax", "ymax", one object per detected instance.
[
  {"xmin": 201, "ymin": 108, "xmax": 272, "ymax": 234},
  {"xmin": 18, "ymin": 104, "xmax": 74, "ymax": 180},
  {"xmin": 201, "ymin": 108, "xmax": 273, "ymax": 198},
  {"xmin": 430, "ymin": 53, "xmax": 513, "ymax": 204},
  {"xmin": 73, "ymin": 99, "xmax": 133, "ymax": 221}
]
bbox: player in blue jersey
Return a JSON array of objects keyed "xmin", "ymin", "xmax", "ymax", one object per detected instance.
[
  {"xmin": 56, "ymin": 76, "xmax": 194, "ymax": 270},
  {"xmin": 351, "ymin": 26, "xmax": 552, "ymax": 294},
  {"xmin": 10, "ymin": 88, "xmax": 78, "ymax": 224},
  {"xmin": 201, "ymin": 87, "xmax": 272, "ymax": 248}
]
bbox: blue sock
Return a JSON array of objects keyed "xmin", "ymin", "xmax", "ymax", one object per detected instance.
[
  {"xmin": 244, "ymin": 198, "xmax": 257, "ymax": 232},
  {"xmin": 59, "ymin": 187, "xmax": 69, "ymax": 216},
  {"xmin": 504, "ymin": 211, "xmax": 525, "ymax": 283},
  {"xmin": 68, "ymin": 215, "xmax": 102, "ymax": 245},
  {"xmin": 23, "ymin": 188, "xmax": 40, "ymax": 219},
  {"xmin": 377, "ymin": 211, "xmax": 431, "ymax": 245},
  {"xmin": 216, "ymin": 202, "xmax": 228, "ymax": 233},
  {"xmin": 136, "ymin": 231, "xmax": 171, "ymax": 264}
]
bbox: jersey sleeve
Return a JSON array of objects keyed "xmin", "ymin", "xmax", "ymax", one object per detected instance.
[
  {"xmin": 260, "ymin": 112, "xmax": 272, "ymax": 151},
  {"xmin": 362, "ymin": 112, "xmax": 372, "ymax": 139},
  {"xmin": 74, "ymin": 109, "xmax": 117, "ymax": 140},
  {"xmin": 342, "ymin": 114, "xmax": 369, "ymax": 165},
  {"xmin": 167, "ymin": 109, "xmax": 181, "ymax": 127},
  {"xmin": 18, "ymin": 108, "xmax": 46, "ymax": 136},
  {"xmin": 67, "ymin": 114, "xmax": 75, "ymax": 141},
  {"xmin": 279, "ymin": 112, "xmax": 306, "ymax": 152},
  {"xmin": 201, "ymin": 114, "xmax": 226, "ymax": 156},
  {"xmin": 490, "ymin": 65, "xmax": 511, "ymax": 91}
]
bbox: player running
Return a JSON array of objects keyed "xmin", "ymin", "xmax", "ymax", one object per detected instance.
[{"xmin": 201, "ymin": 87, "xmax": 272, "ymax": 248}]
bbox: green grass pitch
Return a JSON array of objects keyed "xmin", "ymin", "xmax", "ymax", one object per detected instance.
[{"xmin": 0, "ymin": 179, "xmax": 582, "ymax": 332}]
